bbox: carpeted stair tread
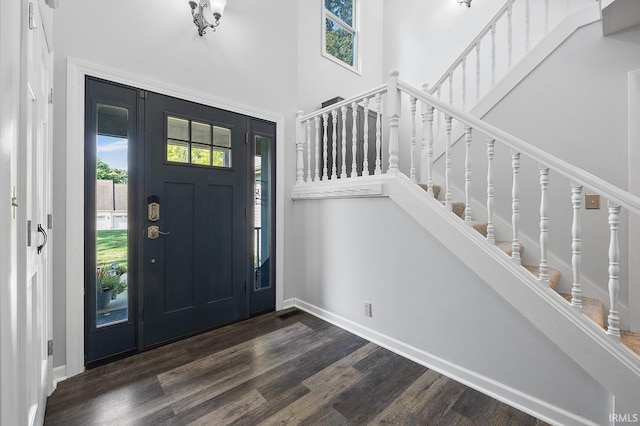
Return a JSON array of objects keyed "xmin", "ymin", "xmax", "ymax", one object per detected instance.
[
  {"xmin": 522, "ymin": 265, "xmax": 561, "ymax": 289},
  {"xmin": 559, "ymin": 293, "xmax": 605, "ymax": 328},
  {"xmin": 440, "ymin": 201, "xmax": 465, "ymax": 218},
  {"xmin": 495, "ymin": 241, "xmax": 524, "ymax": 257},
  {"xmin": 621, "ymin": 331, "xmax": 640, "ymax": 356},
  {"xmin": 470, "ymin": 221, "xmax": 488, "ymax": 238},
  {"xmin": 417, "ymin": 183, "xmax": 441, "ymax": 199}
]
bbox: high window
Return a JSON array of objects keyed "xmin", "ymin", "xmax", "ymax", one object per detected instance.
[{"xmin": 323, "ymin": 0, "xmax": 359, "ymax": 72}]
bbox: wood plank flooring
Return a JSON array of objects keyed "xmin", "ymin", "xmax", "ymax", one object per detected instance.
[{"xmin": 44, "ymin": 310, "xmax": 548, "ymax": 425}]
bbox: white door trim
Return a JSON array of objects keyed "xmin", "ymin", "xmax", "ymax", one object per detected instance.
[{"xmin": 65, "ymin": 58, "xmax": 286, "ymax": 377}]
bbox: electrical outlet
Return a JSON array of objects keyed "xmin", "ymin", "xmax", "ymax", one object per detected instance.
[{"xmin": 363, "ymin": 302, "xmax": 372, "ymax": 317}]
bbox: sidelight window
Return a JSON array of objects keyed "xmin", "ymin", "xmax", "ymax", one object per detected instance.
[{"xmin": 166, "ymin": 116, "xmax": 232, "ymax": 167}]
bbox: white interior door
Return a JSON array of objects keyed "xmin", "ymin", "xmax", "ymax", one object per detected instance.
[{"xmin": 17, "ymin": 1, "xmax": 53, "ymax": 424}]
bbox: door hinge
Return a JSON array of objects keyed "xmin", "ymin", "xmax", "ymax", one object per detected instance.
[
  {"xmin": 47, "ymin": 213, "xmax": 53, "ymax": 230},
  {"xmin": 245, "ymin": 132, "xmax": 249, "ymax": 144},
  {"xmin": 27, "ymin": 220, "xmax": 32, "ymax": 247},
  {"xmin": 139, "ymin": 90, "xmax": 147, "ymax": 99},
  {"xmin": 28, "ymin": 2, "xmax": 36, "ymax": 30},
  {"xmin": 48, "ymin": 88, "xmax": 54, "ymax": 104},
  {"xmin": 47, "ymin": 340, "xmax": 53, "ymax": 356}
]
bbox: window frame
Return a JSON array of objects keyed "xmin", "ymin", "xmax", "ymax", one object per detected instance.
[{"xmin": 321, "ymin": 0, "xmax": 361, "ymax": 75}]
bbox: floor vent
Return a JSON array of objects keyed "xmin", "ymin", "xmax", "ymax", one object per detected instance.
[{"xmin": 276, "ymin": 308, "xmax": 302, "ymax": 320}]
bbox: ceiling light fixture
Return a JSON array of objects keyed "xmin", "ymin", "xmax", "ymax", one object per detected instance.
[
  {"xmin": 458, "ymin": 0, "xmax": 472, "ymax": 7},
  {"xmin": 189, "ymin": 0, "xmax": 227, "ymax": 36}
]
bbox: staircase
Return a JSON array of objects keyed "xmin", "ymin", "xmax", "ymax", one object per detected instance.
[
  {"xmin": 421, "ymin": 183, "xmax": 640, "ymax": 357},
  {"xmin": 291, "ymin": 0, "xmax": 640, "ymax": 420}
]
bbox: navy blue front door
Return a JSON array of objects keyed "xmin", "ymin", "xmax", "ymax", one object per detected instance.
[{"xmin": 142, "ymin": 93, "xmax": 249, "ymax": 348}]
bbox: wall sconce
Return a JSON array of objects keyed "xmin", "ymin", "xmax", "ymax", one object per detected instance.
[
  {"xmin": 457, "ymin": 0, "xmax": 472, "ymax": 7},
  {"xmin": 189, "ymin": 0, "xmax": 227, "ymax": 36}
]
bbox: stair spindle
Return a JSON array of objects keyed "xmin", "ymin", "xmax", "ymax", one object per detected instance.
[
  {"xmin": 445, "ymin": 115, "xmax": 453, "ymax": 211},
  {"xmin": 322, "ymin": 113, "xmax": 329, "ymax": 181},
  {"xmin": 341, "ymin": 106, "xmax": 348, "ymax": 179},
  {"xmin": 410, "ymin": 97, "xmax": 417, "ymax": 183},
  {"xmin": 449, "ymin": 72, "xmax": 454, "ymax": 107},
  {"xmin": 507, "ymin": 4, "xmax": 513, "ymax": 69},
  {"xmin": 387, "ymin": 70, "xmax": 401, "ymax": 174},
  {"xmin": 607, "ymin": 203, "xmax": 621, "ymax": 340},
  {"xmin": 306, "ymin": 120, "xmax": 312, "ymax": 183},
  {"xmin": 375, "ymin": 94, "xmax": 382, "ymax": 175},
  {"xmin": 539, "ymin": 166, "xmax": 550, "ymax": 285},
  {"xmin": 486, "ymin": 139, "xmax": 496, "ymax": 244},
  {"xmin": 464, "ymin": 127, "xmax": 473, "ymax": 222},
  {"xmin": 314, "ymin": 116, "xmax": 320, "ymax": 182},
  {"xmin": 491, "ymin": 23, "xmax": 497, "ymax": 87},
  {"xmin": 331, "ymin": 109, "xmax": 338, "ymax": 180},
  {"xmin": 296, "ymin": 111, "xmax": 304, "ymax": 185},
  {"xmin": 511, "ymin": 151, "xmax": 521, "ymax": 264},
  {"xmin": 362, "ymin": 98, "xmax": 370, "ymax": 176},
  {"xmin": 475, "ymin": 42, "xmax": 481, "ymax": 104},
  {"xmin": 570, "ymin": 184, "xmax": 583, "ymax": 309},
  {"xmin": 462, "ymin": 57, "xmax": 467, "ymax": 112},
  {"xmin": 436, "ymin": 87, "xmax": 442, "ymax": 140},
  {"xmin": 351, "ymin": 101, "xmax": 358, "ymax": 178}
]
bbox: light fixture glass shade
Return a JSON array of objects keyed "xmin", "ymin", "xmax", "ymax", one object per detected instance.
[{"xmin": 209, "ymin": 0, "xmax": 227, "ymax": 17}]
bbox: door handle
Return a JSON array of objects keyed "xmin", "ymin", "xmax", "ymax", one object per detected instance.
[
  {"xmin": 147, "ymin": 225, "xmax": 170, "ymax": 239},
  {"xmin": 37, "ymin": 224, "xmax": 47, "ymax": 254}
]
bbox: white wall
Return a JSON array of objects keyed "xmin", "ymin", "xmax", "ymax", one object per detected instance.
[{"xmin": 292, "ymin": 195, "xmax": 610, "ymax": 424}]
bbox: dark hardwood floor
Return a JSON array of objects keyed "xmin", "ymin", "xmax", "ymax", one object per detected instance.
[{"xmin": 44, "ymin": 310, "xmax": 548, "ymax": 425}]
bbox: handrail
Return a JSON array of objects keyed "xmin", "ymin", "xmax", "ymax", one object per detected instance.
[
  {"xmin": 399, "ymin": 80, "xmax": 640, "ymax": 215},
  {"xmin": 300, "ymin": 84, "xmax": 388, "ymax": 122},
  {"xmin": 428, "ymin": 0, "xmax": 515, "ymax": 94}
]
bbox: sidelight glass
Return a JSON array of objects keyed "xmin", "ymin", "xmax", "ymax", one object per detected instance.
[
  {"xmin": 254, "ymin": 135, "xmax": 272, "ymax": 291},
  {"xmin": 95, "ymin": 103, "xmax": 130, "ymax": 327}
]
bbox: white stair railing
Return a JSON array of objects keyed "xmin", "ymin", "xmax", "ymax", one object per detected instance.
[
  {"xmin": 427, "ymin": 0, "xmax": 593, "ymax": 138},
  {"xmin": 295, "ymin": 71, "xmax": 640, "ymax": 348}
]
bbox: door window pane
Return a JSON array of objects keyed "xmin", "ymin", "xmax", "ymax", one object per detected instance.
[
  {"xmin": 166, "ymin": 116, "xmax": 232, "ymax": 168},
  {"xmin": 96, "ymin": 103, "xmax": 129, "ymax": 327}
]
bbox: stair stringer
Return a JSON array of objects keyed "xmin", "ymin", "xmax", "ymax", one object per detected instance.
[
  {"xmin": 424, "ymin": 3, "xmax": 601, "ymax": 166},
  {"xmin": 386, "ymin": 173, "xmax": 640, "ymax": 413}
]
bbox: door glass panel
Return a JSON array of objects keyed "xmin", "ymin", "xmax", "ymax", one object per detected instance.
[
  {"xmin": 166, "ymin": 116, "xmax": 232, "ymax": 168},
  {"xmin": 191, "ymin": 121, "xmax": 211, "ymax": 144},
  {"xmin": 213, "ymin": 147, "xmax": 231, "ymax": 168},
  {"xmin": 96, "ymin": 103, "xmax": 129, "ymax": 327},
  {"xmin": 254, "ymin": 135, "xmax": 272, "ymax": 291},
  {"xmin": 168, "ymin": 117, "xmax": 189, "ymax": 140},
  {"xmin": 213, "ymin": 126, "xmax": 231, "ymax": 148},
  {"xmin": 192, "ymin": 144, "xmax": 211, "ymax": 166},
  {"xmin": 167, "ymin": 140, "xmax": 190, "ymax": 163}
]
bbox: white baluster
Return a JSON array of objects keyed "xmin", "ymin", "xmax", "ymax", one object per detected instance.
[
  {"xmin": 486, "ymin": 139, "xmax": 496, "ymax": 245},
  {"xmin": 464, "ymin": 127, "xmax": 473, "ymax": 222},
  {"xmin": 341, "ymin": 106, "xmax": 348, "ymax": 179},
  {"xmin": 362, "ymin": 98, "xmax": 370, "ymax": 176},
  {"xmin": 525, "ymin": 0, "xmax": 531, "ymax": 53},
  {"xmin": 410, "ymin": 97, "xmax": 417, "ymax": 183},
  {"xmin": 507, "ymin": 4, "xmax": 513, "ymax": 69},
  {"xmin": 331, "ymin": 109, "xmax": 338, "ymax": 180},
  {"xmin": 296, "ymin": 111, "xmax": 304, "ymax": 185},
  {"xmin": 539, "ymin": 166, "xmax": 550, "ymax": 285},
  {"xmin": 375, "ymin": 94, "xmax": 382, "ymax": 175},
  {"xmin": 427, "ymin": 105, "xmax": 435, "ymax": 196},
  {"xmin": 448, "ymin": 72, "xmax": 454, "ymax": 106},
  {"xmin": 306, "ymin": 120, "xmax": 312, "ymax": 183},
  {"xmin": 387, "ymin": 70, "xmax": 401, "ymax": 174},
  {"xmin": 461, "ymin": 57, "xmax": 467, "ymax": 112},
  {"xmin": 322, "ymin": 112, "xmax": 329, "ymax": 181},
  {"xmin": 436, "ymin": 87, "xmax": 442, "ymax": 140},
  {"xmin": 607, "ymin": 203, "xmax": 621, "ymax": 340},
  {"xmin": 475, "ymin": 42, "xmax": 481, "ymax": 103},
  {"xmin": 511, "ymin": 151, "xmax": 521, "ymax": 264},
  {"xmin": 445, "ymin": 115, "xmax": 453, "ymax": 211},
  {"xmin": 544, "ymin": 0, "xmax": 550, "ymax": 35},
  {"xmin": 314, "ymin": 116, "xmax": 320, "ymax": 182},
  {"xmin": 351, "ymin": 101, "xmax": 358, "ymax": 178},
  {"xmin": 570, "ymin": 184, "xmax": 583, "ymax": 308},
  {"xmin": 491, "ymin": 23, "xmax": 497, "ymax": 88}
]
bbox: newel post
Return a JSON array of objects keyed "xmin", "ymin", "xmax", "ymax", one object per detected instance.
[
  {"xmin": 387, "ymin": 70, "xmax": 401, "ymax": 174},
  {"xmin": 295, "ymin": 110, "xmax": 304, "ymax": 185}
]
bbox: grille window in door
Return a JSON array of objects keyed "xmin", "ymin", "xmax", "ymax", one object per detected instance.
[{"xmin": 166, "ymin": 116, "xmax": 232, "ymax": 167}]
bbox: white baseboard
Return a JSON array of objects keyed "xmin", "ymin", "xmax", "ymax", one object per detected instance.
[
  {"xmin": 52, "ymin": 365, "xmax": 67, "ymax": 390},
  {"xmin": 290, "ymin": 297, "xmax": 598, "ymax": 426}
]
